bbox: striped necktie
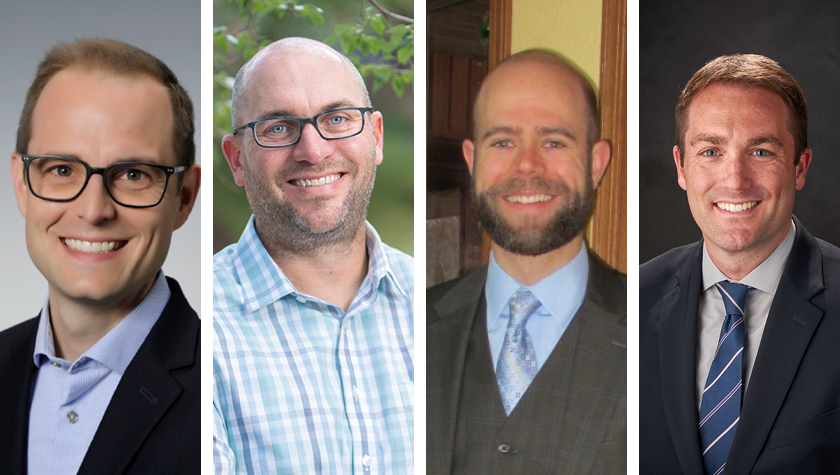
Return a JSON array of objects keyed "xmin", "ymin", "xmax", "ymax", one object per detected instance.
[
  {"xmin": 699, "ymin": 281, "xmax": 750, "ymax": 475},
  {"xmin": 496, "ymin": 288, "xmax": 541, "ymax": 416}
]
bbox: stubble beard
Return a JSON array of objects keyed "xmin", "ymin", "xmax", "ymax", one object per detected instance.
[
  {"xmin": 243, "ymin": 150, "xmax": 376, "ymax": 256},
  {"xmin": 473, "ymin": 163, "xmax": 596, "ymax": 256}
]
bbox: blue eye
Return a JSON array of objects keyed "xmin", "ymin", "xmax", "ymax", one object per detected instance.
[
  {"xmin": 545, "ymin": 140, "xmax": 564, "ymax": 148},
  {"xmin": 752, "ymin": 149, "xmax": 769, "ymax": 157},
  {"xmin": 329, "ymin": 116, "xmax": 346, "ymax": 125},
  {"xmin": 270, "ymin": 125, "xmax": 286, "ymax": 134},
  {"xmin": 701, "ymin": 149, "xmax": 719, "ymax": 157}
]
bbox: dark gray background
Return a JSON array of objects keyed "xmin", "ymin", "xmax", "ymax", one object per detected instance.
[{"xmin": 640, "ymin": 0, "xmax": 840, "ymax": 264}]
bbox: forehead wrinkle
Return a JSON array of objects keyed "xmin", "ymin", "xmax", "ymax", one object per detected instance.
[{"xmin": 255, "ymin": 100, "xmax": 358, "ymax": 122}]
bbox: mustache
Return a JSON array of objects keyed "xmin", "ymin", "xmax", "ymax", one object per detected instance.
[{"xmin": 483, "ymin": 176, "xmax": 572, "ymax": 197}]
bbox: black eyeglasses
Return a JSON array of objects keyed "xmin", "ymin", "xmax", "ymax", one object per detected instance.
[
  {"xmin": 22, "ymin": 155, "xmax": 185, "ymax": 208},
  {"xmin": 233, "ymin": 107, "xmax": 375, "ymax": 148}
]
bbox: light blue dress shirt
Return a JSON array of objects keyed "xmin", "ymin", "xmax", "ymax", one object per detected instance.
[
  {"xmin": 486, "ymin": 244, "xmax": 589, "ymax": 371},
  {"xmin": 28, "ymin": 271, "xmax": 170, "ymax": 474},
  {"xmin": 213, "ymin": 216, "xmax": 414, "ymax": 475}
]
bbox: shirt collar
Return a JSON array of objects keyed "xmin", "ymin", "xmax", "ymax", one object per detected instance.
[
  {"xmin": 702, "ymin": 219, "xmax": 796, "ymax": 294},
  {"xmin": 234, "ymin": 215, "xmax": 405, "ymax": 313},
  {"xmin": 486, "ymin": 243, "xmax": 589, "ymax": 327},
  {"xmin": 33, "ymin": 270, "xmax": 170, "ymax": 374}
]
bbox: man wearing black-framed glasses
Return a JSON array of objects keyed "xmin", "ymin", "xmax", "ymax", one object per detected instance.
[
  {"xmin": 1, "ymin": 39, "xmax": 200, "ymax": 474},
  {"xmin": 214, "ymin": 38, "xmax": 413, "ymax": 474}
]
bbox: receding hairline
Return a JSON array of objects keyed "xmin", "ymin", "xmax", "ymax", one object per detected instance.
[
  {"xmin": 472, "ymin": 48, "xmax": 600, "ymax": 145},
  {"xmin": 230, "ymin": 37, "xmax": 371, "ymax": 129}
]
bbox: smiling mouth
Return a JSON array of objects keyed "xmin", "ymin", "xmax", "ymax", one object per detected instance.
[
  {"xmin": 290, "ymin": 173, "xmax": 342, "ymax": 188},
  {"xmin": 505, "ymin": 194, "xmax": 553, "ymax": 204},
  {"xmin": 716, "ymin": 201, "xmax": 758, "ymax": 212},
  {"xmin": 63, "ymin": 238, "xmax": 127, "ymax": 253}
]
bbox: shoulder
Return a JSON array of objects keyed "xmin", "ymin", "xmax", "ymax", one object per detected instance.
[
  {"xmin": 379, "ymin": 241, "xmax": 414, "ymax": 298},
  {"xmin": 0, "ymin": 316, "xmax": 39, "ymax": 362},
  {"xmin": 640, "ymin": 242, "xmax": 698, "ymax": 291},
  {"xmin": 426, "ymin": 269, "xmax": 486, "ymax": 326}
]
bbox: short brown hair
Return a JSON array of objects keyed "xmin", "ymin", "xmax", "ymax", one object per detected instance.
[
  {"xmin": 16, "ymin": 38, "xmax": 195, "ymax": 169},
  {"xmin": 675, "ymin": 54, "xmax": 807, "ymax": 165},
  {"xmin": 475, "ymin": 48, "xmax": 600, "ymax": 147}
]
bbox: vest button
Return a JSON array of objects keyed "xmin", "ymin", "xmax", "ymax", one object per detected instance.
[{"xmin": 497, "ymin": 443, "xmax": 511, "ymax": 453}]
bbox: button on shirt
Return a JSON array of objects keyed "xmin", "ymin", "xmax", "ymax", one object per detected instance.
[
  {"xmin": 213, "ymin": 216, "xmax": 414, "ymax": 475},
  {"xmin": 486, "ymin": 244, "xmax": 589, "ymax": 371},
  {"xmin": 28, "ymin": 271, "xmax": 170, "ymax": 475},
  {"xmin": 696, "ymin": 220, "xmax": 796, "ymax": 409}
]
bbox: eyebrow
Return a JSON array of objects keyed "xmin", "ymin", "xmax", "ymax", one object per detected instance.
[
  {"xmin": 256, "ymin": 100, "xmax": 358, "ymax": 121},
  {"xmin": 689, "ymin": 134, "xmax": 784, "ymax": 149},
  {"xmin": 39, "ymin": 153, "xmax": 165, "ymax": 166},
  {"xmin": 481, "ymin": 126, "xmax": 577, "ymax": 142}
]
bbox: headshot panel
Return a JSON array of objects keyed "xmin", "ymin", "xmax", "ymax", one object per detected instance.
[
  {"xmin": 0, "ymin": 1, "xmax": 200, "ymax": 474},
  {"xmin": 426, "ymin": 0, "xmax": 627, "ymax": 473},
  {"xmin": 211, "ymin": 2, "xmax": 414, "ymax": 474},
  {"xmin": 640, "ymin": 0, "xmax": 840, "ymax": 262},
  {"xmin": 0, "ymin": 0, "xmax": 201, "ymax": 326},
  {"xmin": 640, "ymin": 1, "xmax": 840, "ymax": 473}
]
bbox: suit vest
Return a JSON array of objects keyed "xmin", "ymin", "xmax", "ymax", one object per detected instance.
[{"xmin": 451, "ymin": 310, "xmax": 582, "ymax": 474}]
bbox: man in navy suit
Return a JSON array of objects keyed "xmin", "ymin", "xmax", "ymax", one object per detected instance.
[
  {"xmin": 0, "ymin": 39, "xmax": 200, "ymax": 474},
  {"xmin": 640, "ymin": 54, "xmax": 840, "ymax": 474}
]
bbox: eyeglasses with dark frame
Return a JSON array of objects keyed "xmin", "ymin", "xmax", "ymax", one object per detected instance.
[
  {"xmin": 22, "ymin": 155, "xmax": 186, "ymax": 208},
  {"xmin": 233, "ymin": 106, "xmax": 375, "ymax": 148}
]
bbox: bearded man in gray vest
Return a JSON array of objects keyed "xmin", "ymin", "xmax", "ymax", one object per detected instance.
[{"xmin": 426, "ymin": 48, "xmax": 626, "ymax": 475}]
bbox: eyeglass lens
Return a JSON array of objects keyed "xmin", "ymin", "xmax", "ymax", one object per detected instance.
[
  {"xmin": 254, "ymin": 108, "xmax": 365, "ymax": 146},
  {"xmin": 28, "ymin": 156, "xmax": 170, "ymax": 207}
]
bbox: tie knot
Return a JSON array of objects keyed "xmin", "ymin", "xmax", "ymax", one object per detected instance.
[
  {"xmin": 508, "ymin": 288, "xmax": 541, "ymax": 326},
  {"xmin": 715, "ymin": 281, "xmax": 750, "ymax": 317}
]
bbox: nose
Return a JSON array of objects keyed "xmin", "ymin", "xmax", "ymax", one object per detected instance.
[
  {"xmin": 512, "ymin": 142, "xmax": 546, "ymax": 176},
  {"xmin": 73, "ymin": 174, "xmax": 117, "ymax": 223},
  {"xmin": 290, "ymin": 122, "xmax": 334, "ymax": 163},
  {"xmin": 722, "ymin": 155, "xmax": 752, "ymax": 190}
]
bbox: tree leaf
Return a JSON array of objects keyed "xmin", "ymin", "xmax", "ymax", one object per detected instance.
[
  {"xmin": 391, "ymin": 75, "xmax": 405, "ymax": 96},
  {"xmin": 371, "ymin": 15, "xmax": 386, "ymax": 35},
  {"xmin": 397, "ymin": 44, "xmax": 412, "ymax": 64}
]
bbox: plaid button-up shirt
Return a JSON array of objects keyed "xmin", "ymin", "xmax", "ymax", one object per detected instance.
[{"xmin": 213, "ymin": 216, "xmax": 414, "ymax": 474}]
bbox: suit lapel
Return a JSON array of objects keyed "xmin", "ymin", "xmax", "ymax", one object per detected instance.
[
  {"xmin": 658, "ymin": 242, "xmax": 706, "ymax": 475},
  {"xmin": 727, "ymin": 221, "xmax": 824, "ymax": 474},
  {"xmin": 0, "ymin": 319, "xmax": 39, "ymax": 474},
  {"xmin": 555, "ymin": 259, "xmax": 626, "ymax": 473},
  {"xmin": 427, "ymin": 269, "xmax": 486, "ymax": 474},
  {"xmin": 78, "ymin": 278, "xmax": 199, "ymax": 474}
]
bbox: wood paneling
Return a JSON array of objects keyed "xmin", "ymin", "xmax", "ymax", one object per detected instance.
[{"xmin": 589, "ymin": 0, "xmax": 627, "ymax": 273}]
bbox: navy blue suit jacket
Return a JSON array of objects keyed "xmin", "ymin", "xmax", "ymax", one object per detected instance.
[
  {"xmin": 0, "ymin": 277, "xmax": 200, "ymax": 474},
  {"xmin": 640, "ymin": 217, "xmax": 840, "ymax": 474}
]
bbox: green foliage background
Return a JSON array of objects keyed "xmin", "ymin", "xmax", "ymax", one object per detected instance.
[{"xmin": 213, "ymin": 0, "xmax": 414, "ymax": 255}]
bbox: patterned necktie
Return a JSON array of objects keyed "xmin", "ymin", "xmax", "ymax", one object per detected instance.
[
  {"xmin": 496, "ymin": 288, "xmax": 541, "ymax": 416},
  {"xmin": 699, "ymin": 281, "xmax": 750, "ymax": 475}
]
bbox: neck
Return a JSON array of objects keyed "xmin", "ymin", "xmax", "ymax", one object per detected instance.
[
  {"xmin": 48, "ymin": 279, "xmax": 154, "ymax": 362},
  {"xmin": 492, "ymin": 236, "xmax": 584, "ymax": 286},
  {"xmin": 265, "ymin": 224, "xmax": 369, "ymax": 312},
  {"xmin": 706, "ymin": 222, "xmax": 791, "ymax": 281}
]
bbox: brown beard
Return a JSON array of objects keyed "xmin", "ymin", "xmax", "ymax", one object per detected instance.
[{"xmin": 473, "ymin": 168, "xmax": 595, "ymax": 256}]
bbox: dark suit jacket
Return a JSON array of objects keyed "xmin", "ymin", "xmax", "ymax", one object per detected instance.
[
  {"xmin": 427, "ymin": 255, "xmax": 627, "ymax": 474},
  {"xmin": 0, "ymin": 277, "xmax": 200, "ymax": 474},
  {"xmin": 640, "ymin": 217, "xmax": 840, "ymax": 474}
]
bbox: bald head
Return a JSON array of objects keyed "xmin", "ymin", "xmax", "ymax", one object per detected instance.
[
  {"xmin": 230, "ymin": 37, "xmax": 370, "ymax": 129},
  {"xmin": 473, "ymin": 49, "xmax": 599, "ymax": 147}
]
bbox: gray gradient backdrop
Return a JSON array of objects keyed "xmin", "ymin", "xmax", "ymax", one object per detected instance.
[{"xmin": 0, "ymin": 0, "xmax": 201, "ymax": 329}]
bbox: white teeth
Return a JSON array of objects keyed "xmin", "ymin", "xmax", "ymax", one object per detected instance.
[
  {"xmin": 64, "ymin": 238, "xmax": 121, "ymax": 253},
  {"xmin": 716, "ymin": 201, "xmax": 757, "ymax": 212},
  {"xmin": 506, "ymin": 194, "xmax": 552, "ymax": 204},
  {"xmin": 292, "ymin": 174, "xmax": 340, "ymax": 187}
]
